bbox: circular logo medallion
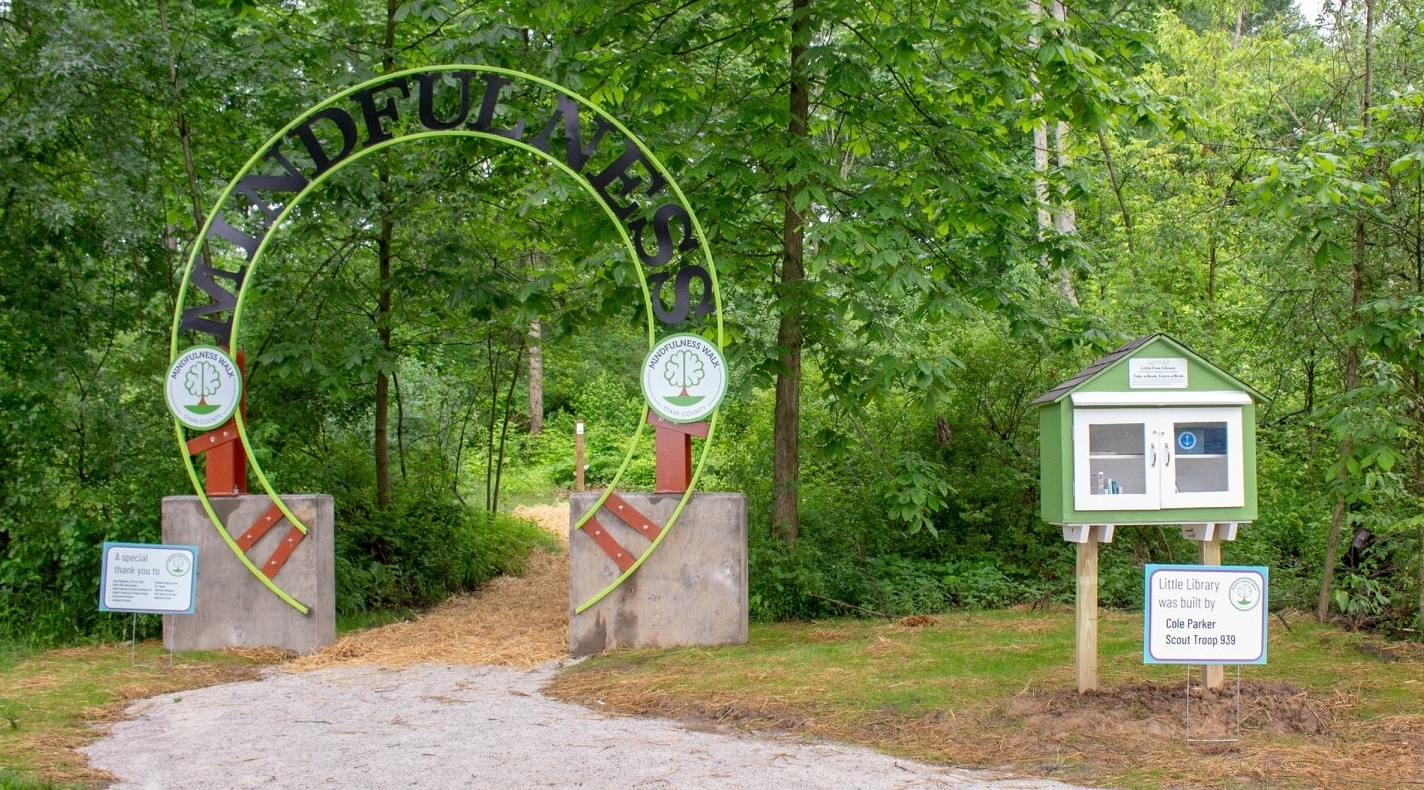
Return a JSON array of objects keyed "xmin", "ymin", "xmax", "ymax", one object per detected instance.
[
  {"xmin": 165, "ymin": 346, "xmax": 243, "ymax": 431},
  {"xmin": 642, "ymin": 334, "xmax": 727, "ymax": 424},
  {"xmin": 165, "ymin": 553, "xmax": 192, "ymax": 577},
  {"xmin": 1229, "ymin": 577, "xmax": 1261, "ymax": 611}
]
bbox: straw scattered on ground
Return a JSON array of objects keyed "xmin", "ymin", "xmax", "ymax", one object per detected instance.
[{"xmin": 287, "ymin": 503, "xmax": 571, "ymax": 671}]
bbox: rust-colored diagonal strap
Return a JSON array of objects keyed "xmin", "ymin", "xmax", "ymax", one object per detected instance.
[
  {"xmin": 229, "ymin": 502, "xmax": 306, "ymax": 580},
  {"xmin": 583, "ymin": 517, "xmax": 635, "ymax": 572},
  {"xmin": 234, "ymin": 504, "xmax": 287, "ymax": 551},
  {"xmin": 604, "ymin": 493, "xmax": 663, "ymax": 541},
  {"xmin": 261, "ymin": 526, "xmax": 307, "ymax": 579}
]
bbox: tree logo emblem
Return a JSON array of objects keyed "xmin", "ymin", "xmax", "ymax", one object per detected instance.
[
  {"xmin": 641, "ymin": 334, "xmax": 728, "ymax": 423},
  {"xmin": 164, "ymin": 346, "xmax": 243, "ymax": 431},
  {"xmin": 165, "ymin": 552, "xmax": 192, "ymax": 577},
  {"xmin": 1229, "ymin": 577, "xmax": 1261, "ymax": 611}
]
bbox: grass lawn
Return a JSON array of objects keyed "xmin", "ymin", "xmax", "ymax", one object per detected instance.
[
  {"xmin": 0, "ymin": 642, "xmax": 284, "ymax": 789},
  {"xmin": 1, "ymin": 609, "xmax": 1420, "ymax": 789},
  {"xmin": 547, "ymin": 609, "xmax": 1424, "ymax": 790}
]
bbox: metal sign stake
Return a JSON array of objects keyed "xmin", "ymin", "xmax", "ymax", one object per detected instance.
[{"xmin": 1185, "ymin": 664, "xmax": 1241, "ymax": 743}]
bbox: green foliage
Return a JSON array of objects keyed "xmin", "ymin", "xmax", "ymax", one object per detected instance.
[
  {"xmin": 731, "ymin": 336, "xmax": 1079, "ymax": 621},
  {"xmin": 0, "ymin": 769, "xmax": 90, "ymax": 790},
  {"xmin": 7, "ymin": 0, "xmax": 1424, "ymax": 648},
  {"xmin": 884, "ymin": 453, "xmax": 953, "ymax": 537},
  {"xmin": 1228, "ymin": 438, "xmax": 1328, "ymax": 610},
  {"xmin": 333, "ymin": 492, "xmax": 560, "ymax": 616}
]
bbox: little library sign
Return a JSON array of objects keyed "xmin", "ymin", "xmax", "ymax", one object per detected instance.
[{"xmin": 1144, "ymin": 564, "xmax": 1268, "ymax": 665}]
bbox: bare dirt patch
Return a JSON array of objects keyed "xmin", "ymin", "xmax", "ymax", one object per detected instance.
[{"xmin": 1009, "ymin": 680, "xmax": 1341, "ymax": 739}]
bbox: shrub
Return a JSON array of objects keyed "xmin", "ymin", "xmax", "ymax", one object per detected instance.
[{"xmin": 334, "ymin": 492, "xmax": 560, "ymax": 617}]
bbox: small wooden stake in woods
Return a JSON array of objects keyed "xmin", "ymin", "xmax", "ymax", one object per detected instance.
[
  {"xmin": 1035, "ymin": 335, "xmax": 1262, "ymax": 694},
  {"xmin": 575, "ymin": 420, "xmax": 585, "ymax": 492}
]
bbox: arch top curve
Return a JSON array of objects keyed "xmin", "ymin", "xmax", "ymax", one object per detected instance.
[
  {"xmin": 168, "ymin": 65, "xmax": 724, "ymax": 617},
  {"xmin": 171, "ymin": 64, "xmax": 721, "ymax": 355}
]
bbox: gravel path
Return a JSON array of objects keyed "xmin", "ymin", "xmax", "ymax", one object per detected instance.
[{"xmin": 82, "ymin": 662, "xmax": 1090, "ymax": 790}]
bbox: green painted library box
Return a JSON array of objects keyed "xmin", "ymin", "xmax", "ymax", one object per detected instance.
[{"xmin": 1035, "ymin": 334, "xmax": 1263, "ymax": 528}]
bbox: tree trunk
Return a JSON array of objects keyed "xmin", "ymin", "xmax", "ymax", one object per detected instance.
[
  {"xmin": 491, "ymin": 339, "xmax": 525, "ymax": 513},
  {"xmin": 528, "ymin": 321, "xmax": 543, "ymax": 435},
  {"xmin": 1207, "ymin": 233, "xmax": 1217, "ymax": 337},
  {"xmin": 1317, "ymin": 0, "xmax": 1373, "ymax": 621},
  {"xmin": 1030, "ymin": 0, "xmax": 1077, "ymax": 305},
  {"xmin": 1413, "ymin": 166, "xmax": 1424, "ymax": 640},
  {"xmin": 375, "ymin": 212, "xmax": 394, "ymax": 511},
  {"xmin": 1029, "ymin": 0, "xmax": 1052, "ymax": 236},
  {"xmin": 1050, "ymin": 0, "xmax": 1076, "ymax": 304},
  {"xmin": 158, "ymin": 0, "xmax": 213, "ymax": 280},
  {"xmin": 772, "ymin": 0, "xmax": 810, "ymax": 544},
  {"xmin": 373, "ymin": 0, "xmax": 398, "ymax": 511},
  {"xmin": 1096, "ymin": 127, "xmax": 1134, "ymax": 255}
]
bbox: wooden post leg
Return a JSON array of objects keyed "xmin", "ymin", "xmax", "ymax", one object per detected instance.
[
  {"xmin": 1076, "ymin": 531, "xmax": 1099, "ymax": 693},
  {"xmin": 1198, "ymin": 528, "xmax": 1224, "ymax": 690}
]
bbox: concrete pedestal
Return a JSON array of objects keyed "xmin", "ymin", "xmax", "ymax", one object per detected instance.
[
  {"xmin": 569, "ymin": 492, "xmax": 747, "ymax": 657},
  {"xmin": 161, "ymin": 495, "xmax": 336, "ymax": 655}
]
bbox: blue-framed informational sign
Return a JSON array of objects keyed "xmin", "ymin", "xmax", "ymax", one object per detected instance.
[
  {"xmin": 99, "ymin": 542, "xmax": 199, "ymax": 615},
  {"xmin": 1144, "ymin": 564, "xmax": 1268, "ymax": 665}
]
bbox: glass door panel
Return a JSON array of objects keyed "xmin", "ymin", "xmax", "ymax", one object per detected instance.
[
  {"xmin": 1073, "ymin": 409, "xmax": 1158, "ymax": 511},
  {"xmin": 1161, "ymin": 409, "xmax": 1243, "ymax": 508},
  {"xmin": 1088, "ymin": 423, "xmax": 1148, "ymax": 495}
]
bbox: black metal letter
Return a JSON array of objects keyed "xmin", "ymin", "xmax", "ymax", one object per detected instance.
[
  {"xmin": 469, "ymin": 73, "xmax": 525, "ymax": 140},
  {"xmin": 588, "ymin": 140, "xmax": 667, "ymax": 221},
  {"xmin": 230, "ymin": 173, "xmax": 308, "ymax": 228},
  {"xmin": 207, "ymin": 210, "xmax": 260, "ymax": 260},
  {"xmin": 352, "ymin": 78, "xmax": 410, "ymax": 146},
  {"xmin": 530, "ymin": 94, "xmax": 616, "ymax": 173},
  {"xmin": 178, "ymin": 263, "xmax": 247, "ymax": 344},
  {"xmin": 648, "ymin": 265, "xmax": 714, "ymax": 325},
  {"xmin": 416, "ymin": 71, "xmax": 474, "ymax": 130},
  {"xmin": 631, "ymin": 203, "xmax": 698, "ymax": 267},
  {"xmin": 263, "ymin": 141, "xmax": 309, "ymax": 182},
  {"xmin": 290, "ymin": 107, "xmax": 360, "ymax": 177}
]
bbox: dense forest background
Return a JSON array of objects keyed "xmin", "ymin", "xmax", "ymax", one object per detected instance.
[{"xmin": 2, "ymin": 0, "xmax": 1422, "ymax": 646}]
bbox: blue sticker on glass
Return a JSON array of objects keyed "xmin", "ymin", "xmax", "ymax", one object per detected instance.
[{"xmin": 1177, "ymin": 430, "xmax": 1198, "ymax": 451}]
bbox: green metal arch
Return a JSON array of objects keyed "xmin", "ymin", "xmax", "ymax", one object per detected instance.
[{"xmin": 169, "ymin": 65, "xmax": 724, "ymax": 616}]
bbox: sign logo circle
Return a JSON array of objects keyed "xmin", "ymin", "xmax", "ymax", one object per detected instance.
[
  {"xmin": 1177, "ymin": 430, "xmax": 1198, "ymax": 451},
  {"xmin": 642, "ymin": 333, "xmax": 727, "ymax": 423},
  {"xmin": 166, "ymin": 553, "xmax": 192, "ymax": 577},
  {"xmin": 165, "ymin": 346, "xmax": 242, "ymax": 431},
  {"xmin": 1229, "ymin": 577, "xmax": 1261, "ymax": 611}
]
